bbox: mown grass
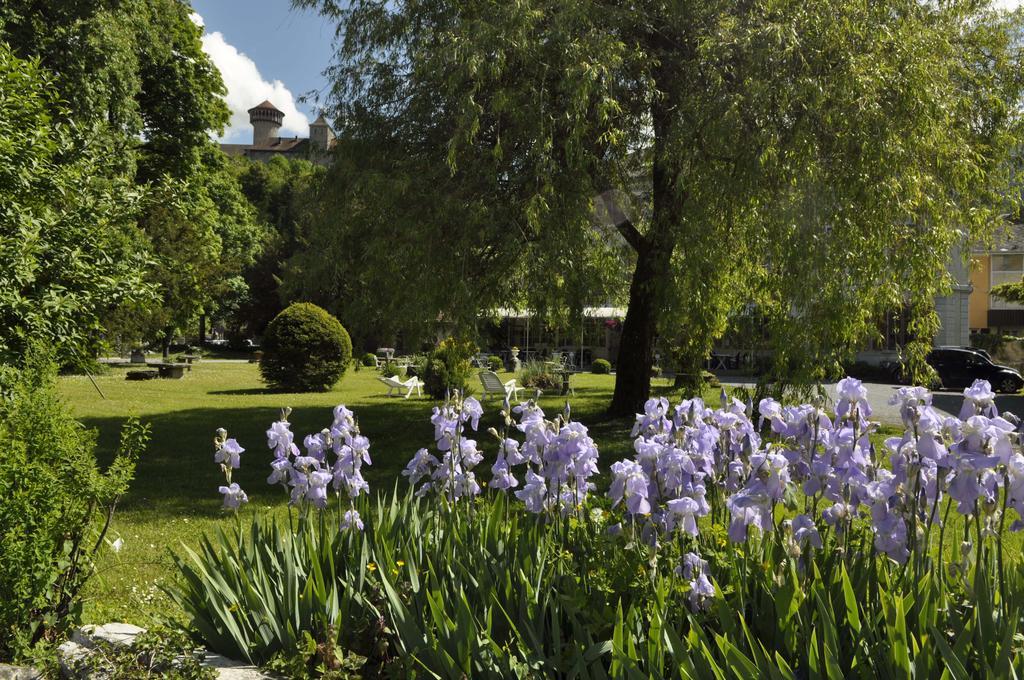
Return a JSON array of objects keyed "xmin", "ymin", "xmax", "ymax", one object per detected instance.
[{"xmin": 60, "ymin": 362, "xmax": 691, "ymax": 625}]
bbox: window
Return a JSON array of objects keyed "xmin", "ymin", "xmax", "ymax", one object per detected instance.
[{"xmin": 991, "ymin": 253, "xmax": 1024, "ymax": 311}]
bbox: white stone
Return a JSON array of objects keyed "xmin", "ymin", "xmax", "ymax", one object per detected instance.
[
  {"xmin": 0, "ymin": 664, "xmax": 41, "ymax": 680},
  {"xmin": 202, "ymin": 653, "xmax": 276, "ymax": 679},
  {"xmin": 57, "ymin": 640, "xmax": 91, "ymax": 679},
  {"xmin": 72, "ymin": 622, "xmax": 145, "ymax": 650}
]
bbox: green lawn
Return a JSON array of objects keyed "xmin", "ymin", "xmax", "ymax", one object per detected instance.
[{"xmin": 61, "ymin": 363, "xmax": 672, "ymax": 625}]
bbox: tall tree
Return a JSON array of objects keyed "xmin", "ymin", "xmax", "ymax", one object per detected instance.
[
  {"xmin": 0, "ymin": 44, "xmax": 152, "ymax": 365},
  {"xmin": 300, "ymin": 0, "xmax": 1022, "ymax": 415}
]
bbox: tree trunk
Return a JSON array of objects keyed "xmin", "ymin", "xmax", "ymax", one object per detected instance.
[
  {"xmin": 609, "ymin": 246, "xmax": 670, "ymax": 416},
  {"xmin": 608, "ymin": 51, "xmax": 682, "ymax": 418},
  {"xmin": 198, "ymin": 314, "xmax": 207, "ymax": 347}
]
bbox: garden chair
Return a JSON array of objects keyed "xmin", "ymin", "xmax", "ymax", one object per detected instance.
[
  {"xmin": 479, "ymin": 370, "xmax": 524, "ymax": 402},
  {"xmin": 378, "ymin": 375, "xmax": 424, "ymax": 398}
]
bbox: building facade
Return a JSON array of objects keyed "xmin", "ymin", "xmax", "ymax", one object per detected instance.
[
  {"xmin": 969, "ymin": 224, "xmax": 1024, "ymax": 336},
  {"xmin": 219, "ymin": 100, "xmax": 335, "ymax": 165}
]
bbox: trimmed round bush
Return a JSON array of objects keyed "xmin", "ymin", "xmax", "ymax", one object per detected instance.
[
  {"xmin": 487, "ymin": 355, "xmax": 504, "ymax": 372},
  {"xmin": 421, "ymin": 338, "xmax": 475, "ymax": 399},
  {"xmin": 591, "ymin": 358, "xmax": 612, "ymax": 374},
  {"xmin": 361, "ymin": 352, "xmax": 377, "ymax": 367},
  {"xmin": 259, "ymin": 303, "xmax": 352, "ymax": 391}
]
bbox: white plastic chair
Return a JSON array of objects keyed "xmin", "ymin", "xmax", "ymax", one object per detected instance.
[
  {"xmin": 479, "ymin": 370, "xmax": 523, "ymax": 402},
  {"xmin": 378, "ymin": 375, "xmax": 424, "ymax": 398}
]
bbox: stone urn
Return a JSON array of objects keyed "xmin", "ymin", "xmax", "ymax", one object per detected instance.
[{"xmin": 130, "ymin": 349, "xmax": 146, "ymax": 364}]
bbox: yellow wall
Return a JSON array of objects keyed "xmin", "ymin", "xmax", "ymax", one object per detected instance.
[{"xmin": 969, "ymin": 255, "xmax": 990, "ymax": 330}]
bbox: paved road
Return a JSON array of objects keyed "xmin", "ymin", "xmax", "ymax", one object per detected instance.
[{"xmin": 717, "ymin": 377, "xmax": 1024, "ymax": 427}]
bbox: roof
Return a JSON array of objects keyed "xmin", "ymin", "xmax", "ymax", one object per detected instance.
[
  {"xmin": 974, "ymin": 222, "xmax": 1024, "ymax": 254},
  {"xmin": 311, "ymin": 114, "xmax": 330, "ymax": 126},
  {"xmin": 218, "ymin": 138, "xmax": 309, "ymax": 156},
  {"xmin": 247, "ymin": 99, "xmax": 282, "ymax": 114}
]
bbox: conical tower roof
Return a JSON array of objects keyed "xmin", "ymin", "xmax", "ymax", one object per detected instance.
[{"xmin": 248, "ymin": 99, "xmax": 283, "ymax": 114}]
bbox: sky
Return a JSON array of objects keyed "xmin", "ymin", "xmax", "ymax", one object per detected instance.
[
  {"xmin": 191, "ymin": 0, "xmax": 1024, "ymax": 144},
  {"xmin": 190, "ymin": 0, "xmax": 337, "ymax": 143}
]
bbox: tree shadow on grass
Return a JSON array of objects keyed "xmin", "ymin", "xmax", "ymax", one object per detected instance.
[{"xmin": 80, "ymin": 397, "xmax": 637, "ymax": 520}]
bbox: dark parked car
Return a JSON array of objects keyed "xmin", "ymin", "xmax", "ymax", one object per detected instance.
[{"xmin": 926, "ymin": 348, "xmax": 1024, "ymax": 393}]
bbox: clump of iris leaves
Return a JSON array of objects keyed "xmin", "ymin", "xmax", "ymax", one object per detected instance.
[{"xmin": 170, "ymin": 379, "xmax": 1024, "ymax": 678}]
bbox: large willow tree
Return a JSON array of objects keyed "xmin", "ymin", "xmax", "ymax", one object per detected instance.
[{"xmin": 297, "ymin": 0, "xmax": 1023, "ymax": 415}]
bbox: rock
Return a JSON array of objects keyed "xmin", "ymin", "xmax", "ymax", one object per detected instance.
[
  {"xmin": 58, "ymin": 623, "xmax": 275, "ymax": 679},
  {"xmin": 57, "ymin": 640, "xmax": 90, "ymax": 679},
  {"xmin": 72, "ymin": 622, "xmax": 145, "ymax": 650},
  {"xmin": 0, "ymin": 664, "xmax": 42, "ymax": 680},
  {"xmin": 202, "ymin": 653, "xmax": 276, "ymax": 679}
]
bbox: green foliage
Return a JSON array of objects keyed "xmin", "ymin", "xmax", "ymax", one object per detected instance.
[
  {"xmin": 231, "ymin": 156, "xmax": 325, "ymax": 337},
  {"xmin": 0, "ymin": 348, "xmax": 148, "ymax": 661},
  {"xmin": 487, "ymin": 355, "xmax": 504, "ymax": 372},
  {"xmin": 260, "ymin": 303, "xmax": 352, "ymax": 391},
  {"xmin": 420, "ymin": 338, "xmax": 475, "ymax": 399},
  {"xmin": 519, "ymin": 360, "xmax": 560, "ymax": 390},
  {"xmin": 591, "ymin": 359, "xmax": 612, "ymax": 374},
  {"xmin": 380, "ymin": 361, "xmax": 405, "ymax": 378},
  {"xmin": 0, "ymin": 43, "xmax": 153, "ymax": 365},
  {"xmin": 361, "ymin": 353, "xmax": 378, "ymax": 367},
  {"xmin": 298, "ymin": 0, "xmax": 1024, "ymax": 414}
]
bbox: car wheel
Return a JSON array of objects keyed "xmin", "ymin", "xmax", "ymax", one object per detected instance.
[{"xmin": 998, "ymin": 376, "xmax": 1021, "ymax": 394}]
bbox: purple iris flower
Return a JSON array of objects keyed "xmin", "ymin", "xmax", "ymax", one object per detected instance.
[
  {"xmin": 960, "ymin": 380, "xmax": 998, "ymax": 420},
  {"xmin": 665, "ymin": 497, "xmax": 701, "ymax": 536},
  {"xmin": 340, "ymin": 508, "xmax": 364, "ymax": 531},
  {"xmin": 515, "ymin": 470, "xmax": 548, "ymax": 513},
  {"xmin": 219, "ymin": 483, "xmax": 248, "ymax": 510},
  {"xmin": 460, "ymin": 397, "xmax": 483, "ymax": 430},
  {"xmin": 266, "ymin": 421, "xmax": 295, "ymax": 459},
  {"xmin": 791, "ymin": 514, "xmax": 822, "ymax": 549},
  {"xmin": 308, "ymin": 470, "xmax": 334, "ymax": 508},
  {"xmin": 836, "ymin": 377, "xmax": 872, "ymax": 421},
  {"xmin": 609, "ymin": 460, "xmax": 651, "ymax": 515},
  {"xmin": 688, "ymin": 573, "xmax": 715, "ymax": 611},
  {"xmin": 402, "ymin": 448, "xmax": 439, "ymax": 486},
  {"xmin": 214, "ymin": 438, "xmax": 245, "ymax": 469},
  {"xmin": 490, "ymin": 453, "xmax": 519, "ymax": 490},
  {"xmin": 267, "ymin": 458, "xmax": 291, "ymax": 485}
]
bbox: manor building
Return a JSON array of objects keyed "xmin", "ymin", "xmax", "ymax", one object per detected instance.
[{"xmin": 219, "ymin": 100, "xmax": 335, "ymax": 165}]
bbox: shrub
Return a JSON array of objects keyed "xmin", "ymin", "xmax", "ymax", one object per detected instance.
[
  {"xmin": 518, "ymin": 360, "xmax": 559, "ymax": 390},
  {"xmin": 380, "ymin": 361, "xmax": 405, "ymax": 378},
  {"xmin": 591, "ymin": 358, "xmax": 611, "ymax": 374},
  {"xmin": 701, "ymin": 369, "xmax": 720, "ymax": 388},
  {"xmin": 420, "ymin": 338, "xmax": 475, "ymax": 398},
  {"xmin": 0, "ymin": 348, "xmax": 147, "ymax": 662},
  {"xmin": 259, "ymin": 303, "xmax": 352, "ymax": 391},
  {"xmin": 360, "ymin": 352, "xmax": 377, "ymax": 367},
  {"xmin": 487, "ymin": 355, "xmax": 504, "ymax": 372}
]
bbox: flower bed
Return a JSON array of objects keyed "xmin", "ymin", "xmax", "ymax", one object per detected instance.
[{"xmin": 170, "ymin": 378, "xmax": 1024, "ymax": 677}]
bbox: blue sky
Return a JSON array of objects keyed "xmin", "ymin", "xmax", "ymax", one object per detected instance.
[{"xmin": 190, "ymin": 0, "xmax": 337, "ymax": 143}]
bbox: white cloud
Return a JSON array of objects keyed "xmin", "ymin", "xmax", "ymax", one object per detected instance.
[
  {"xmin": 195, "ymin": 14, "xmax": 309, "ymax": 143},
  {"xmin": 992, "ymin": 0, "xmax": 1024, "ymax": 10}
]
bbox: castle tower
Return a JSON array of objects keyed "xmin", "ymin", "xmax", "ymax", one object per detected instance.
[
  {"xmin": 309, "ymin": 113, "xmax": 335, "ymax": 150},
  {"xmin": 248, "ymin": 100, "xmax": 284, "ymax": 146}
]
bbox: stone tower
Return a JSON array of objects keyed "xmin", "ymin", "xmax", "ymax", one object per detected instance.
[
  {"xmin": 248, "ymin": 100, "xmax": 284, "ymax": 146},
  {"xmin": 309, "ymin": 114, "xmax": 335, "ymax": 150}
]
